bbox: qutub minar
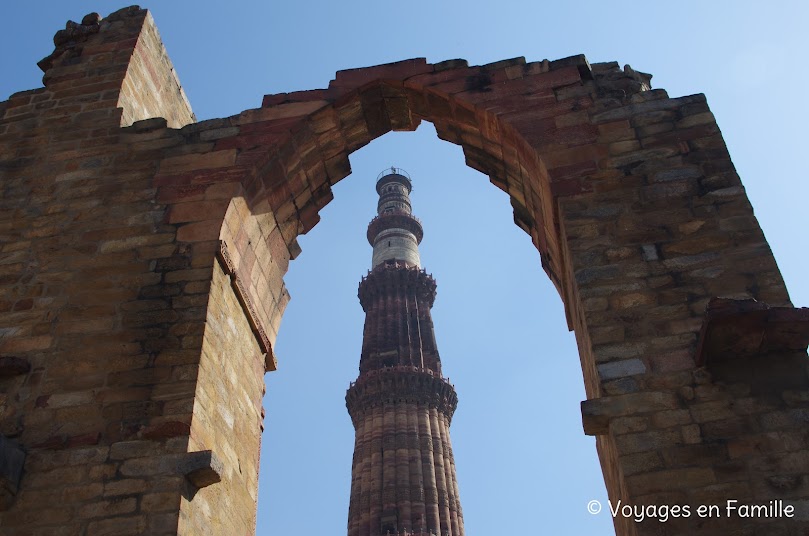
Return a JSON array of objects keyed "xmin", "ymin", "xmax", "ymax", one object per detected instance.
[{"xmin": 345, "ymin": 169, "xmax": 464, "ymax": 536}]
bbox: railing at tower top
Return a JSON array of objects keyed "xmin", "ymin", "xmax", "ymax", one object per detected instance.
[{"xmin": 377, "ymin": 166, "xmax": 411, "ymax": 181}]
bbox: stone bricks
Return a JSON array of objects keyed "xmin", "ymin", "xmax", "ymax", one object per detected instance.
[
  {"xmin": 1, "ymin": 6, "xmax": 806, "ymax": 536},
  {"xmin": 158, "ymin": 149, "xmax": 237, "ymax": 175},
  {"xmin": 627, "ymin": 467, "xmax": 716, "ymax": 495},
  {"xmin": 582, "ymin": 392, "xmax": 679, "ymax": 435},
  {"xmin": 597, "ymin": 358, "xmax": 647, "ymax": 380}
]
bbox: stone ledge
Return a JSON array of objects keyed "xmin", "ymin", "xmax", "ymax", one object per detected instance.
[
  {"xmin": 695, "ymin": 298, "xmax": 809, "ymax": 366},
  {"xmin": 181, "ymin": 450, "xmax": 223, "ymax": 490},
  {"xmin": 346, "ymin": 367, "xmax": 458, "ymax": 425}
]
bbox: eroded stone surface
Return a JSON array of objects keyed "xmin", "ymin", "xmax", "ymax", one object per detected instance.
[{"xmin": 1, "ymin": 5, "xmax": 807, "ymax": 536}]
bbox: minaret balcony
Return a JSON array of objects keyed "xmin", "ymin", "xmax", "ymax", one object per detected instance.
[{"xmin": 367, "ymin": 210, "xmax": 424, "ymax": 245}]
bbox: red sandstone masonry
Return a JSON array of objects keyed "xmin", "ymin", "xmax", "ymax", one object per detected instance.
[{"xmin": 1, "ymin": 6, "xmax": 808, "ymax": 536}]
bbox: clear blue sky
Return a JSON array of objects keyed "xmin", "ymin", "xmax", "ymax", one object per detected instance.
[{"xmin": 2, "ymin": 2, "xmax": 808, "ymax": 535}]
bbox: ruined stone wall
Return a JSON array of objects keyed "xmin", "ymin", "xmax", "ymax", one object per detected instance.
[
  {"xmin": 1, "ymin": 6, "xmax": 808, "ymax": 536},
  {"xmin": 0, "ymin": 7, "xmax": 257, "ymax": 535}
]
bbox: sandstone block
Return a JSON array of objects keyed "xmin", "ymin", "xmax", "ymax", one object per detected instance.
[
  {"xmin": 616, "ymin": 428, "xmax": 682, "ymax": 454},
  {"xmin": 181, "ymin": 450, "xmax": 223, "ymax": 489},
  {"xmin": 79, "ymin": 497, "xmax": 137, "ymax": 520},
  {"xmin": 86, "ymin": 515, "xmax": 147, "ymax": 536},
  {"xmin": 158, "ymin": 149, "xmax": 237, "ymax": 175},
  {"xmin": 103, "ymin": 478, "xmax": 148, "ymax": 497},
  {"xmin": 597, "ymin": 358, "xmax": 646, "ymax": 380},
  {"xmin": 621, "ymin": 451, "xmax": 665, "ymax": 477},
  {"xmin": 582, "ymin": 391, "xmax": 679, "ymax": 435},
  {"xmin": 626, "ymin": 467, "xmax": 715, "ymax": 495}
]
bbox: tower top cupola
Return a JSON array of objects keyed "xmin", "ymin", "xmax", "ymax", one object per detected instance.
[
  {"xmin": 367, "ymin": 167, "xmax": 424, "ymax": 269},
  {"xmin": 375, "ymin": 166, "xmax": 412, "ymax": 195}
]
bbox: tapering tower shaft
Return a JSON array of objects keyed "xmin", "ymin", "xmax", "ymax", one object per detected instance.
[{"xmin": 346, "ymin": 169, "xmax": 464, "ymax": 536}]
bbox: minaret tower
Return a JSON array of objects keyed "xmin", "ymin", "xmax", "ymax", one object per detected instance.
[{"xmin": 346, "ymin": 168, "xmax": 464, "ymax": 536}]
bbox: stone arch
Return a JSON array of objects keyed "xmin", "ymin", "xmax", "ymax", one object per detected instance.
[
  {"xmin": 2, "ymin": 7, "xmax": 808, "ymax": 536},
  {"xmin": 153, "ymin": 54, "xmax": 798, "ymax": 535}
]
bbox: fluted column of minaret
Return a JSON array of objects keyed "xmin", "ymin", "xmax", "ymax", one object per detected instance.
[{"xmin": 346, "ymin": 169, "xmax": 464, "ymax": 536}]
